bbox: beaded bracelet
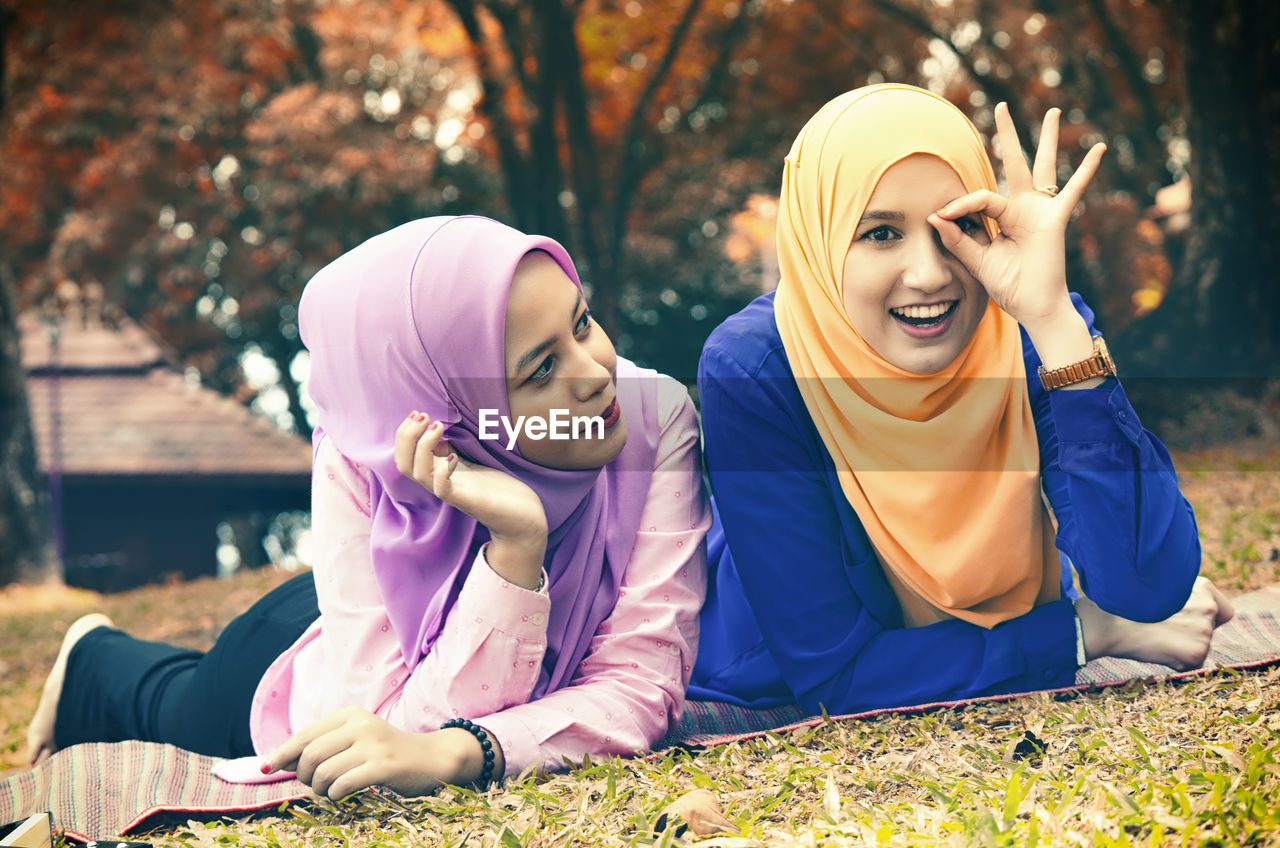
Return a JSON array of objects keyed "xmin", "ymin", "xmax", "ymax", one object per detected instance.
[{"xmin": 440, "ymin": 718, "xmax": 496, "ymax": 789}]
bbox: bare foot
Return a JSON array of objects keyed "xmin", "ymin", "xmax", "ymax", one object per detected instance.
[{"xmin": 25, "ymin": 612, "xmax": 115, "ymax": 765}]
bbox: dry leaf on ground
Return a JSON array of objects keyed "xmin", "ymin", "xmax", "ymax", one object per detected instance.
[{"xmin": 661, "ymin": 788, "xmax": 735, "ymax": 836}]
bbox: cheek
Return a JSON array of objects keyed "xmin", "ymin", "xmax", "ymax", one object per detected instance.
[
  {"xmin": 964, "ymin": 279, "xmax": 989, "ymax": 313},
  {"xmin": 589, "ymin": 331, "xmax": 618, "ymax": 373},
  {"xmin": 841, "ymin": 286, "xmax": 889, "ymax": 336}
]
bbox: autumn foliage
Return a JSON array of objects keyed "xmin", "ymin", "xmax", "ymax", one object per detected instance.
[{"xmin": 6, "ymin": 0, "xmax": 1235, "ymax": 420}]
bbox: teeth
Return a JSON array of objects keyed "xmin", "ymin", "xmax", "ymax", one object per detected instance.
[{"xmin": 891, "ymin": 302, "xmax": 953, "ymax": 319}]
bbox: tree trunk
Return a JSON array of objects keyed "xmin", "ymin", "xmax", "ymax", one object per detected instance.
[
  {"xmin": 0, "ymin": 5, "xmax": 59, "ymax": 586},
  {"xmin": 0, "ymin": 274, "xmax": 59, "ymax": 585},
  {"xmin": 1119, "ymin": 0, "xmax": 1280, "ymax": 377},
  {"xmin": 530, "ymin": 0, "xmax": 618, "ymax": 335}
]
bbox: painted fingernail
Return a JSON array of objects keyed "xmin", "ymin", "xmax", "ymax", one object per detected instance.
[
  {"xmin": 448, "ymin": 454, "xmax": 458, "ymax": 464},
  {"xmin": 414, "ymin": 412, "xmax": 427, "ymax": 423},
  {"xmin": 259, "ymin": 760, "xmax": 272, "ymax": 774}
]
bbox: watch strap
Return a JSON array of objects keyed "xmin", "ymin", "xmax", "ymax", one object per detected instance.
[{"xmin": 1038, "ymin": 335, "xmax": 1115, "ymax": 391}]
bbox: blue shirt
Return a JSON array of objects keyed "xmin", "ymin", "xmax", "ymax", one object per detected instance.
[{"xmin": 689, "ymin": 291, "xmax": 1201, "ymax": 714}]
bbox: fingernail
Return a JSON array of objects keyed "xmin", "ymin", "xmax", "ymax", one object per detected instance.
[
  {"xmin": 448, "ymin": 454, "xmax": 458, "ymax": 464},
  {"xmin": 936, "ymin": 206, "xmax": 949, "ymax": 216},
  {"xmin": 259, "ymin": 760, "xmax": 272, "ymax": 774},
  {"xmin": 414, "ymin": 412, "xmax": 427, "ymax": 423}
]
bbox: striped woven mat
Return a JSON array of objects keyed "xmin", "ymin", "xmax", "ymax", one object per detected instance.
[{"xmin": 3, "ymin": 589, "xmax": 1277, "ymax": 843}]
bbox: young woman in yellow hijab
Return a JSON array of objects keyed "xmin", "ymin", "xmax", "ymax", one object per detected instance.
[{"xmin": 689, "ymin": 84, "xmax": 1232, "ymax": 714}]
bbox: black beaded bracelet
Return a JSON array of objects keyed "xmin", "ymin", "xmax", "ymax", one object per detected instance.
[{"xmin": 440, "ymin": 718, "xmax": 496, "ymax": 789}]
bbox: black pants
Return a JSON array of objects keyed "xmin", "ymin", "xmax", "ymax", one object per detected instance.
[{"xmin": 53, "ymin": 571, "xmax": 320, "ymax": 758}]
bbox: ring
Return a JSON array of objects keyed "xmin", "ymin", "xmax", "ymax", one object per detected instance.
[{"xmin": 1034, "ymin": 184, "xmax": 1060, "ymax": 197}]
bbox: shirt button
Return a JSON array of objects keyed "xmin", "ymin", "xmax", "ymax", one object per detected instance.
[
  {"xmin": 1117, "ymin": 410, "xmax": 1128, "ymax": 422},
  {"xmin": 1042, "ymin": 669, "xmax": 1055, "ymax": 681},
  {"xmin": 530, "ymin": 612, "xmax": 546, "ymax": 625}
]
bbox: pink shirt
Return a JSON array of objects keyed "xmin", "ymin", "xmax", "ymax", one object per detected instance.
[{"xmin": 248, "ymin": 376, "xmax": 709, "ymax": 777}]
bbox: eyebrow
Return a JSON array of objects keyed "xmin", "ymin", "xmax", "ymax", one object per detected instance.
[
  {"xmin": 514, "ymin": 291, "xmax": 585, "ymax": 376},
  {"xmin": 857, "ymin": 210, "xmax": 904, "ymax": 226}
]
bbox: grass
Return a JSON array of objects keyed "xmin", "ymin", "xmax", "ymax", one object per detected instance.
[{"xmin": 1, "ymin": 439, "xmax": 1278, "ymax": 846}]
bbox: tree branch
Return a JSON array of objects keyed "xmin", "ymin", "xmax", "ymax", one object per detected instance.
[
  {"xmin": 443, "ymin": 0, "xmax": 534, "ymax": 228},
  {"xmin": 606, "ymin": 0, "xmax": 704, "ymax": 272},
  {"xmin": 860, "ymin": 0, "xmax": 1034, "ymax": 146},
  {"xmin": 609, "ymin": 0, "xmax": 756, "ymax": 278}
]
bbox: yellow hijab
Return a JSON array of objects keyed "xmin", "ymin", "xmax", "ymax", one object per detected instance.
[{"xmin": 774, "ymin": 84, "xmax": 1059, "ymax": 628}]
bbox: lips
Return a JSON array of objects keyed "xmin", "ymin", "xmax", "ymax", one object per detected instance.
[
  {"xmin": 889, "ymin": 300, "xmax": 959, "ymax": 339},
  {"xmin": 600, "ymin": 397, "xmax": 621, "ymax": 428}
]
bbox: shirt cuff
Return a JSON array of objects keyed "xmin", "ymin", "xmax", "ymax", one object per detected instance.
[
  {"xmin": 471, "ymin": 711, "xmax": 553, "ymax": 779},
  {"xmin": 455, "ymin": 546, "xmax": 551, "ymax": 641},
  {"xmin": 1048, "ymin": 380, "xmax": 1141, "ymax": 446}
]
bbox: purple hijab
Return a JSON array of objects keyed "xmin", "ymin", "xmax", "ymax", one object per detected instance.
[{"xmin": 298, "ymin": 216, "xmax": 660, "ymax": 697}]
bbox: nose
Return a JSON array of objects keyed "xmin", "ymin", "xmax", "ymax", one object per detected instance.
[
  {"xmin": 567, "ymin": 342, "xmax": 612, "ymax": 403},
  {"xmin": 902, "ymin": 231, "xmax": 953, "ymax": 292}
]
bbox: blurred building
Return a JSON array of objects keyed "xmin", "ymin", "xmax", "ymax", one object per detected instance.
[{"xmin": 19, "ymin": 296, "xmax": 311, "ymax": 591}]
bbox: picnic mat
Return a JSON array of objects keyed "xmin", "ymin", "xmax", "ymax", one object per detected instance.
[{"xmin": 3, "ymin": 588, "xmax": 1278, "ymax": 843}]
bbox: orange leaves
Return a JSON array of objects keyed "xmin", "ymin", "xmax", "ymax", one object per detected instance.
[{"xmin": 36, "ymin": 84, "xmax": 66, "ymax": 110}]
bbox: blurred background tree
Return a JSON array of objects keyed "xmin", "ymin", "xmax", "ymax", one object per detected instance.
[{"xmin": 1, "ymin": 0, "xmax": 1276, "ymax": 583}]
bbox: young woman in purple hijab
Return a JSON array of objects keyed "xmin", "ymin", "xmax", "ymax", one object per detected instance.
[{"xmin": 26, "ymin": 216, "xmax": 710, "ymax": 798}]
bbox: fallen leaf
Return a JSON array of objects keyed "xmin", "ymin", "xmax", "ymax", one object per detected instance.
[
  {"xmin": 823, "ymin": 772, "xmax": 841, "ymax": 819},
  {"xmin": 661, "ymin": 788, "xmax": 735, "ymax": 836}
]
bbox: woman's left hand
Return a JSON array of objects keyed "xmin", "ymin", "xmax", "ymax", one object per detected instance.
[
  {"xmin": 929, "ymin": 102, "xmax": 1106, "ymax": 329},
  {"xmin": 264, "ymin": 706, "xmax": 486, "ymax": 800}
]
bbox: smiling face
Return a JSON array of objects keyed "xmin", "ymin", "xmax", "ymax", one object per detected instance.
[
  {"xmin": 841, "ymin": 154, "xmax": 991, "ymax": 374},
  {"xmin": 503, "ymin": 251, "xmax": 627, "ymax": 469}
]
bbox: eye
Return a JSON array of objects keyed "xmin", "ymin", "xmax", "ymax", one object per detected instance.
[
  {"xmin": 860, "ymin": 225, "xmax": 899, "ymax": 243},
  {"xmin": 956, "ymin": 216, "xmax": 982, "ymax": 234},
  {"xmin": 575, "ymin": 309, "xmax": 593, "ymax": 335},
  {"xmin": 529, "ymin": 356, "xmax": 554, "ymax": 384}
]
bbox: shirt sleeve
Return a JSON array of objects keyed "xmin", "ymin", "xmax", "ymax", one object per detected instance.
[
  {"xmin": 1029, "ymin": 293, "xmax": 1201, "ymax": 622},
  {"xmin": 467, "ymin": 378, "xmax": 711, "ymax": 777},
  {"xmin": 697, "ymin": 337, "xmax": 1079, "ymax": 718},
  {"xmin": 301, "ymin": 437, "xmax": 552, "ymax": 728}
]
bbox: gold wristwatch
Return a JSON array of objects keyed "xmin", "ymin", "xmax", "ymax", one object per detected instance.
[{"xmin": 1038, "ymin": 335, "xmax": 1116, "ymax": 390}]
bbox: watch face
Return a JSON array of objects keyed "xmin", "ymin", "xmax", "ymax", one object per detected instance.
[{"xmin": 1095, "ymin": 336, "xmax": 1116, "ymax": 375}]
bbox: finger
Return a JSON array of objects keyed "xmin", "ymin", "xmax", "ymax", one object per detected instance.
[
  {"xmin": 994, "ymin": 102, "xmax": 1032, "ymax": 193},
  {"xmin": 1055, "ymin": 142, "xmax": 1107, "ymax": 210},
  {"xmin": 267, "ymin": 711, "xmax": 347, "ymax": 773},
  {"xmin": 936, "ymin": 190, "xmax": 1008, "ymax": 222},
  {"xmin": 412, "ymin": 419, "xmax": 446, "ymax": 481},
  {"xmin": 929, "ymin": 213, "xmax": 988, "ymax": 274},
  {"xmin": 294, "ymin": 728, "xmax": 358, "ymax": 788},
  {"xmin": 324, "ymin": 761, "xmax": 385, "ymax": 802},
  {"xmin": 431, "ymin": 450, "xmax": 461, "ymax": 496},
  {"xmin": 1031, "ymin": 108, "xmax": 1061, "ymax": 189},
  {"xmin": 394, "ymin": 412, "xmax": 430, "ymax": 478},
  {"xmin": 308, "ymin": 747, "xmax": 370, "ymax": 800}
]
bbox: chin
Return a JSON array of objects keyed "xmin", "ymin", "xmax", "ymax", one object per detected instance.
[
  {"xmin": 595, "ymin": 420, "xmax": 628, "ymax": 467},
  {"xmin": 895, "ymin": 345, "xmax": 964, "ymax": 375},
  {"xmin": 543, "ymin": 421, "xmax": 629, "ymax": 470}
]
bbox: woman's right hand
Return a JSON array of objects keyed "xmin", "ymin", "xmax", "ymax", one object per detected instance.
[
  {"xmin": 1074, "ymin": 576, "xmax": 1235, "ymax": 670},
  {"xmin": 395, "ymin": 411, "xmax": 547, "ymax": 589}
]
